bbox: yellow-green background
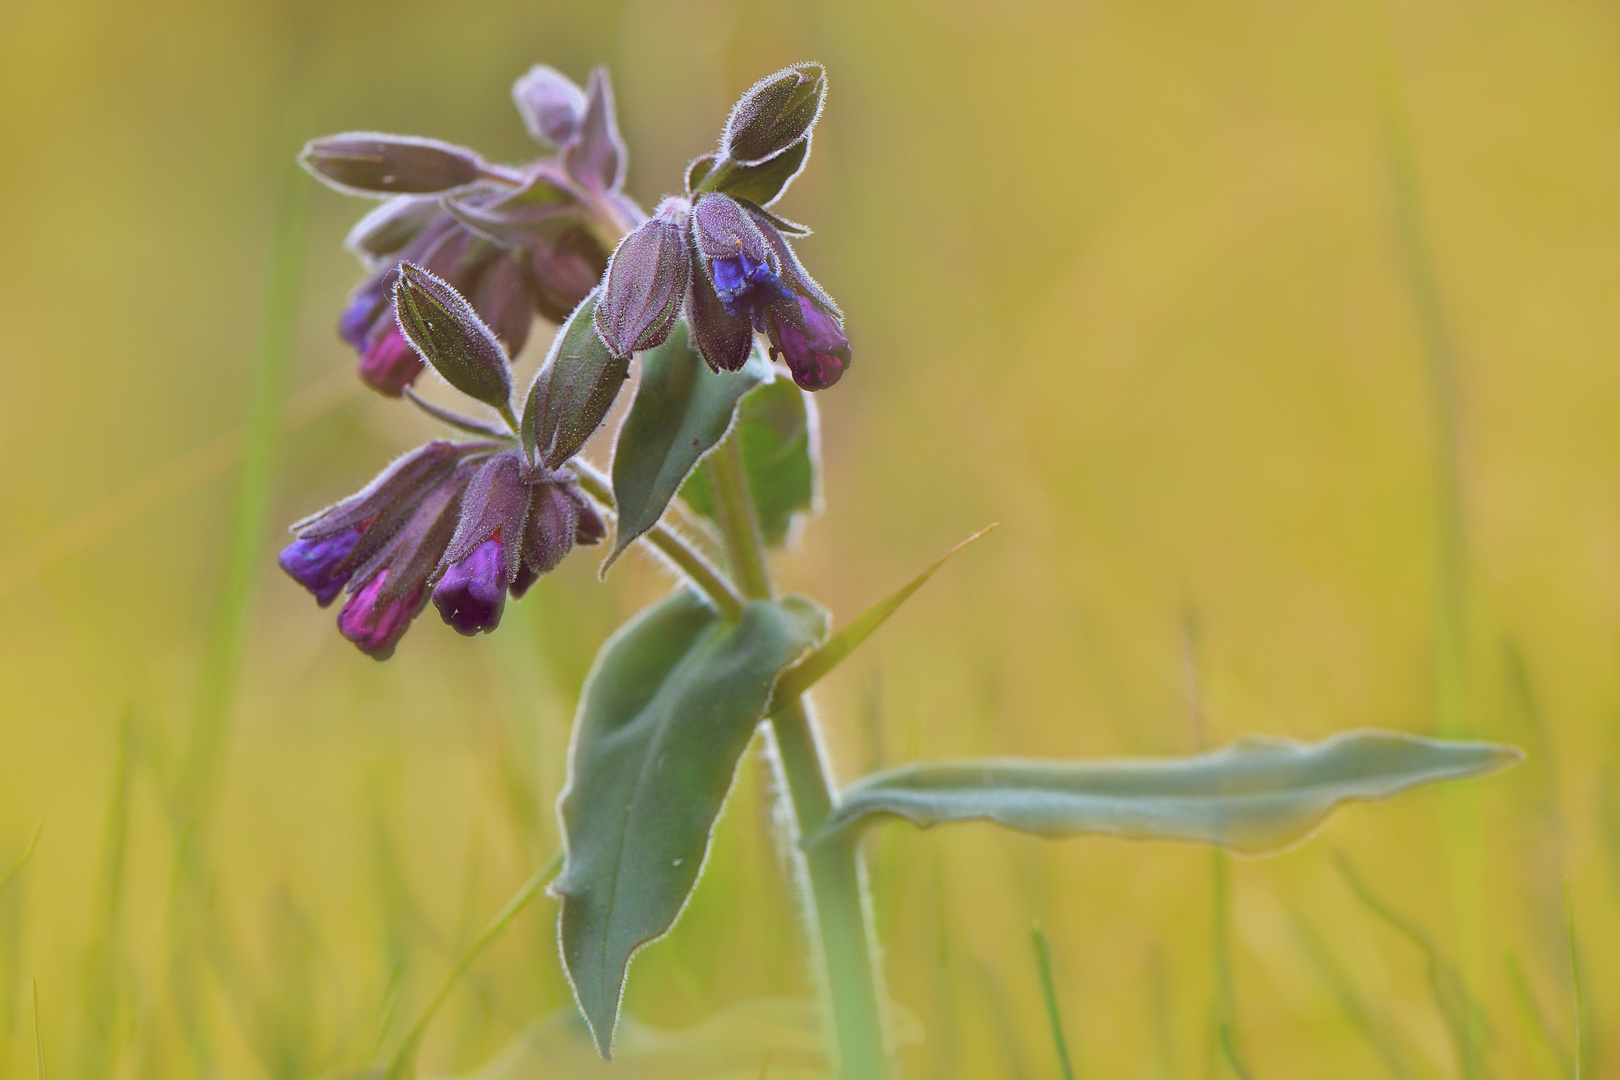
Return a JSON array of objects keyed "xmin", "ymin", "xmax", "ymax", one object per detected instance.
[{"xmin": 1, "ymin": 0, "xmax": 1615, "ymax": 1074}]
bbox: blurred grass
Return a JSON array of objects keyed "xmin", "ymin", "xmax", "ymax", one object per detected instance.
[{"xmin": 3, "ymin": 0, "xmax": 1619, "ymax": 1075}]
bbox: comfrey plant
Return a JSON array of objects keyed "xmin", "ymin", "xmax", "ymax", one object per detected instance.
[{"xmin": 286, "ymin": 63, "xmax": 1520, "ymax": 1077}]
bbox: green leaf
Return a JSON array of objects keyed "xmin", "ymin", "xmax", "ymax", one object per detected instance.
[
  {"xmin": 524, "ymin": 289, "xmax": 630, "ymax": 468},
  {"xmin": 698, "ymin": 137, "xmax": 810, "ymax": 208},
  {"xmin": 812, "ymin": 731, "xmax": 1521, "ymax": 855},
  {"xmin": 553, "ymin": 590, "xmax": 825, "ymax": 1057},
  {"xmin": 605, "ymin": 321, "xmax": 766, "ymax": 571},
  {"xmin": 768, "ymin": 524, "xmax": 997, "ymax": 710},
  {"xmin": 680, "ymin": 375, "xmax": 818, "ymax": 548}
]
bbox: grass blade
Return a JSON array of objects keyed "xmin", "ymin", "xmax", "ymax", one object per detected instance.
[
  {"xmin": 1565, "ymin": 881, "xmax": 1584, "ymax": 1080},
  {"xmin": 382, "ymin": 850, "xmax": 562, "ymax": 1079},
  {"xmin": 769, "ymin": 524, "xmax": 997, "ymax": 710},
  {"xmin": 32, "ymin": 979, "xmax": 45, "ymax": 1080},
  {"xmin": 1336, "ymin": 853, "xmax": 1487, "ymax": 1079},
  {"xmin": 176, "ymin": 151, "xmax": 306, "ymax": 831},
  {"xmin": 0, "ymin": 824, "xmax": 43, "ymax": 895},
  {"xmin": 1506, "ymin": 951, "xmax": 1570, "ymax": 1080},
  {"xmin": 1031, "ymin": 923, "xmax": 1076, "ymax": 1080}
]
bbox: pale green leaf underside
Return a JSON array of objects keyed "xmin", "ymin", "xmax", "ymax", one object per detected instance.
[
  {"xmin": 813, "ymin": 731, "xmax": 1521, "ymax": 855},
  {"xmin": 604, "ymin": 322, "xmax": 767, "ymax": 572},
  {"xmin": 553, "ymin": 591, "xmax": 824, "ymax": 1058}
]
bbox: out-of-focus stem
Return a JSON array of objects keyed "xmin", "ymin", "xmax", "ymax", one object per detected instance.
[{"xmin": 706, "ymin": 431, "xmax": 892, "ymax": 1080}]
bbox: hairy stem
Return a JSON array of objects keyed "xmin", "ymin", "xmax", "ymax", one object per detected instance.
[
  {"xmin": 706, "ymin": 432, "xmax": 892, "ymax": 1080},
  {"xmin": 570, "ymin": 457, "xmax": 744, "ymax": 620}
]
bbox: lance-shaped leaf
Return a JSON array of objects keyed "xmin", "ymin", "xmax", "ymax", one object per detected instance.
[
  {"xmin": 604, "ymin": 323, "xmax": 766, "ymax": 570},
  {"xmin": 768, "ymin": 524, "xmax": 997, "ymax": 710},
  {"xmin": 699, "ymin": 137, "xmax": 811, "ymax": 208},
  {"xmin": 681, "ymin": 376, "xmax": 819, "ymax": 548},
  {"xmin": 524, "ymin": 290, "xmax": 630, "ymax": 468},
  {"xmin": 300, "ymin": 133, "xmax": 485, "ymax": 196},
  {"xmin": 394, "ymin": 263, "xmax": 511, "ymax": 408},
  {"xmin": 553, "ymin": 590, "xmax": 826, "ymax": 1058},
  {"xmin": 811, "ymin": 731, "xmax": 1522, "ymax": 854}
]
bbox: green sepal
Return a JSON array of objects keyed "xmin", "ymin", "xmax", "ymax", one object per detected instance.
[
  {"xmin": 523, "ymin": 289, "xmax": 629, "ymax": 468},
  {"xmin": 696, "ymin": 137, "xmax": 810, "ymax": 208}
]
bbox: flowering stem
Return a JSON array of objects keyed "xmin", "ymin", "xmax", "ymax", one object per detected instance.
[
  {"xmin": 703, "ymin": 438, "xmax": 774, "ymax": 600},
  {"xmin": 570, "ymin": 457, "xmax": 744, "ymax": 620},
  {"xmin": 705, "ymin": 432, "xmax": 892, "ymax": 1080}
]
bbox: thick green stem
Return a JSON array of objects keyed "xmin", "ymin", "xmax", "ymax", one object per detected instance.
[
  {"xmin": 706, "ymin": 433, "xmax": 892, "ymax": 1080},
  {"xmin": 703, "ymin": 438, "xmax": 774, "ymax": 601}
]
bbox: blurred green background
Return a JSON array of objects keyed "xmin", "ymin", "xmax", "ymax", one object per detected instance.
[{"xmin": 2, "ymin": 0, "xmax": 1617, "ymax": 1074}]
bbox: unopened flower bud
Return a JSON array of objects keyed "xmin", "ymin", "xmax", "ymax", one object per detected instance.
[
  {"xmin": 593, "ymin": 213, "xmax": 690, "ymax": 357},
  {"xmin": 344, "ymin": 194, "xmax": 443, "ymax": 262},
  {"xmin": 359, "ymin": 324, "xmax": 426, "ymax": 397},
  {"xmin": 279, "ymin": 527, "xmax": 363, "ymax": 607},
  {"xmin": 433, "ymin": 538, "xmax": 508, "ymax": 635},
  {"xmin": 722, "ymin": 63, "xmax": 825, "ymax": 166},
  {"xmin": 767, "ymin": 295, "xmax": 851, "ymax": 391},
  {"xmin": 512, "ymin": 65, "xmax": 588, "ymax": 148},
  {"xmin": 395, "ymin": 263, "xmax": 512, "ymax": 408},
  {"xmin": 339, "ymin": 571, "xmax": 428, "ymax": 660},
  {"xmin": 571, "ymin": 486, "xmax": 606, "ymax": 545},
  {"xmin": 434, "ymin": 453, "xmax": 530, "ymax": 634},
  {"xmin": 470, "ymin": 256, "xmax": 537, "ymax": 358},
  {"xmin": 529, "ymin": 228, "xmax": 611, "ymax": 323},
  {"xmin": 300, "ymin": 134, "xmax": 486, "ymax": 196}
]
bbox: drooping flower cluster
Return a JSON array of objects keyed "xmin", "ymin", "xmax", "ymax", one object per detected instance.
[
  {"xmin": 285, "ymin": 61, "xmax": 853, "ymax": 658},
  {"xmin": 280, "ymin": 441, "xmax": 603, "ymax": 658},
  {"xmin": 303, "ymin": 66, "xmax": 641, "ymax": 395},
  {"xmin": 280, "ymin": 260, "xmax": 614, "ymax": 659},
  {"xmin": 593, "ymin": 64, "xmax": 851, "ymax": 391}
]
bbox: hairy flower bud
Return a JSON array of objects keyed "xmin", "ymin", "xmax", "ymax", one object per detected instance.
[
  {"xmin": 344, "ymin": 194, "xmax": 443, "ymax": 263},
  {"xmin": 530, "ymin": 228, "xmax": 611, "ymax": 323},
  {"xmin": 278, "ymin": 527, "xmax": 363, "ymax": 607},
  {"xmin": 434, "ymin": 539, "xmax": 508, "ymax": 635},
  {"xmin": 593, "ymin": 211, "xmax": 690, "ymax": 357},
  {"xmin": 470, "ymin": 256, "xmax": 537, "ymax": 358},
  {"xmin": 300, "ymin": 134, "xmax": 486, "ymax": 195},
  {"xmin": 359, "ymin": 325, "xmax": 424, "ymax": 396},
  {"xmin": 512, "ymin": 65, "xmax": 589, "ymax": 148},
  {"xmin": 283, "ymin": 443, "xmax": 479, "ymax": 658},
  {"xmin": 339, "ymin": 571, "xmax": 428, "ymax": 660},
  {"xmin": 395, "ymin": 263, "xmax": 512, "ymax": 408},
  {"xmin": 766, "ymin": 295, "xmax": 850, "ymax": 391},
  {"xmin": 722, "ymin": 64, "xmax": 825, "ymax": 167},
  {"xmin": 434, "ymin": 453, "xmax": 530, "ymax": 634}
]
